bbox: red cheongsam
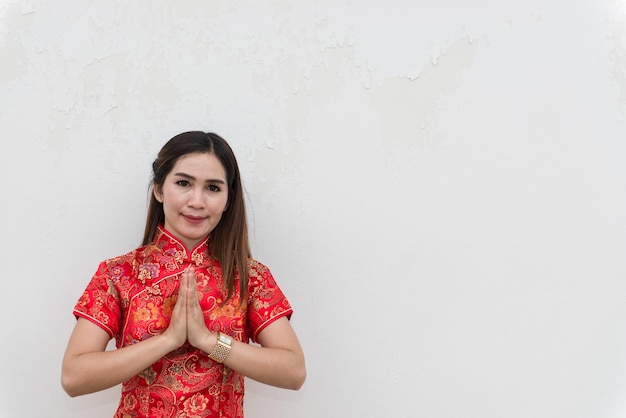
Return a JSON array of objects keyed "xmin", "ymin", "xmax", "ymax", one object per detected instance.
[{"xmin": 73, "ymin": 226, "xmax": 293, "ymax": 417}]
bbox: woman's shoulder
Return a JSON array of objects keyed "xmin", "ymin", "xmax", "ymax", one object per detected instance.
[
  {"xmin": 246, "ymin": 257, "xmax": 270, "ymax": 275},
  {"xmin": 246, "ymin": 258, "xmax": 284, "ymax": 289},
  {"xmin": 99, "ymin": 243, "xmax": 151, "ymax": 270}
]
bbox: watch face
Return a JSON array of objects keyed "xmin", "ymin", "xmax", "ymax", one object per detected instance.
[{"xmin": 219, "ymin": 334, "xmax": 232, "ymax": 345}]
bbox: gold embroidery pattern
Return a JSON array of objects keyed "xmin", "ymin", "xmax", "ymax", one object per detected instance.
[{"xmin": 74, "ymin": 226, "xmax": 292, "ymax": 417}]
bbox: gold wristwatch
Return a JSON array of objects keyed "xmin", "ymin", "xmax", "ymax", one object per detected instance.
[{"xmin": 208, "ymin": 332, "xmax": 233, "ymax": 363}]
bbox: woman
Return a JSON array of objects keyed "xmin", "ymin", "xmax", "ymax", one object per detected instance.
[{"xmin": 62, "ymin": 131, "xmax": 306, "ymax": 417}]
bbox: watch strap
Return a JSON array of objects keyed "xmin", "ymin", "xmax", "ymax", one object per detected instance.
[{"xmin": 208, "ymin": 332, "xmax": 233, "ymax": 363}]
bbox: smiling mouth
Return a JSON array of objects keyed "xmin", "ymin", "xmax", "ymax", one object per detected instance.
[{"xmin": 183, "ymin": 215, "xmax": 205, "ymax": 223}]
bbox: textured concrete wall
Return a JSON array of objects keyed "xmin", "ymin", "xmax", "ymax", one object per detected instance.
[{"xmin": 2, "ymin": 1, "xmax": 626, "ymax": 417}]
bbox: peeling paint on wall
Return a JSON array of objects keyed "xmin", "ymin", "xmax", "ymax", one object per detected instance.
[
  {"xmin": 2, "ymin": 2, "xmax": 626, "ymax": 418},
  {"xmin": 374, "ymin": 37, "xmax": 477, "ymax": 149}
]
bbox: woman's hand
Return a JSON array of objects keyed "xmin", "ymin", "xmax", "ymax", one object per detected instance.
[
  {"xmin": 162, "ymin": 267, "xmax": 210, "ymax": 349},
  {"xmin": 161, "ymin": 269, "xmax": 191, "ymax": 349},
  {"xmin": 180, "ymin": 267, "xmax": 214, "ymax": 349}
]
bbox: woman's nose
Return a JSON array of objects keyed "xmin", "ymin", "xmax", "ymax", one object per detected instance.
[{"xmin": 188, "ymin": 187, "xmax": 204, "ymax": 206}]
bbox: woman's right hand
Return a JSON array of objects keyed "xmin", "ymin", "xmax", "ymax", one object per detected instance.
[{"xmin": 162, "ymin": 268, "xmax": 194, "ymax": 349}]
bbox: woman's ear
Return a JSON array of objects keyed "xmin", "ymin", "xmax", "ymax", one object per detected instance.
[{"xmin": 153, "ymin": 184, "xmax": 164, "ymax": 203}]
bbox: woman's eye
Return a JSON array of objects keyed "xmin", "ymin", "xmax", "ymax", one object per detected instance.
[
  {"xmin": 207, "ymin": 184, "xmax": 220, "ymax": 192},
  {"xmin": 176, "ymin": 180, "xmax": 190, "ymax": 187}
]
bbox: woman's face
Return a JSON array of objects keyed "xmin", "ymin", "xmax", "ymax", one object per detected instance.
[{"xmin": 154, "ymin": 152, "xmax": 229, "ymax": 250}]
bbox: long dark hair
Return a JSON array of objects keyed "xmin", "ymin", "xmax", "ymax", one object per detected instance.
[{"xmin": 143, "ymin": 131, "xmax": 250, "ymax": 304}]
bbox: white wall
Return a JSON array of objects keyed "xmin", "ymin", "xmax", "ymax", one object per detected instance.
[{"xmin": 2, "ymin": 1, "xmax": 626, "ymax": 417}]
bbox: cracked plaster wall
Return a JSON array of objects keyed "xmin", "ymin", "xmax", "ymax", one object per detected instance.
[{"xmin": 2, "ymin": 1, "xmax": 626, "ymax": 417}]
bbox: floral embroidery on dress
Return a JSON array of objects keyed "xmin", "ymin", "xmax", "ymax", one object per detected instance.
[
  {"xmin": 183, "ymin": 393, "xmax": 210, "ymax": 416},
  {"xmin": 73, "ymin": 225, "xmax": 293, "ymax": 417},
  {"xmin": 139, "ymin": 367, "xmax": 157, "ymax": 385},
  {"xmin": 138, "ymin": 263, "xmax": 160, "ymax": 284}
]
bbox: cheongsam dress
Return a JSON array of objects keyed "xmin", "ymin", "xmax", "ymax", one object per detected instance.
[{"xmin": 73, "ymin": 226, "xmax": 293, "ymax": 417}]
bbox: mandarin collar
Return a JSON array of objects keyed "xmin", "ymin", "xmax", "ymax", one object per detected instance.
[{"xmin": 153, "ymin": 225, "xmax": 211, "ymax": 268}]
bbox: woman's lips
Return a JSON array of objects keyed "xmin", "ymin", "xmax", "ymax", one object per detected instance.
[{"xmin": 183, "ymin": 215, "xmax": 205, "ymax": 224}]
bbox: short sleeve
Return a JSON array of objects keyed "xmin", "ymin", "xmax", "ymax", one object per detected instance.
[
  {"xmin": 73, "ymin": 261, "xmax": 122, "ymax": 339},
  {"xmin": 247, "ymin": 261, "xmax": 293, "ymax": 343}
]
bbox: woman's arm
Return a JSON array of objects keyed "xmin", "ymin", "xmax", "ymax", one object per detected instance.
[
  {"xmin": 62, "ymin": 268, "xmax": 306, "ymax": 396},
  {"xmin": 182, "ymin": 269, "xmax": 306, "ymax": 390},
  {"xmin": 61, "ymin": 279, "xmax": 189, "ymax": 397},
  {"xmin": 224, "ymin": 317, "xmax": 306, "ymax": 390}
]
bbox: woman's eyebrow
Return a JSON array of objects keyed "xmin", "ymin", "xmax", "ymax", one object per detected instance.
[{"xmin": 174, "ymin": 172, "xmax": 226, "ymax": 184}]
